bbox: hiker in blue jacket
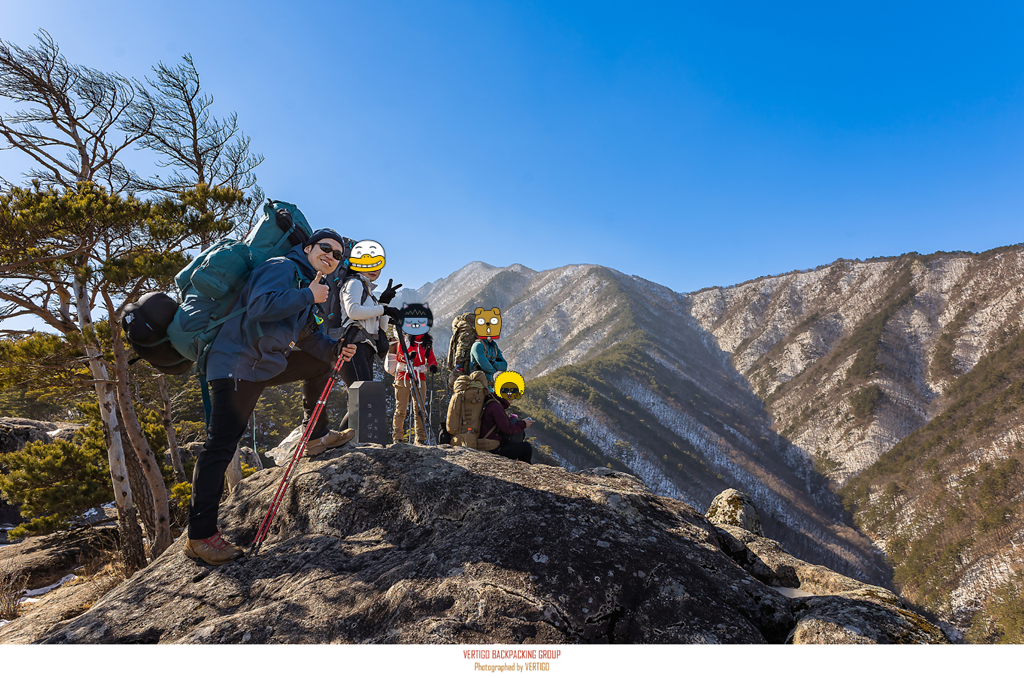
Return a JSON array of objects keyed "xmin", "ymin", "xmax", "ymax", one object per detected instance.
[
  {"xmin": 469, "ymin": 306, "xmax": 507, "ymax": 389},
  {"xmin": 470, "ymin": 338, "xmax": 508, "ymax": 388},
  {"xmin": 185, "ymin": 229, "xmax": 358, "ymax": 566}
]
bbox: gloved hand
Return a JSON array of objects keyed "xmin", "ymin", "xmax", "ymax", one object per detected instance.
[
  {"xmin": 429, "ymin": 364, "xmax": 438, "ymax": 374},
  {"xmin": 378, "ymin": 278, "xmax": 403, "ymax": 305},
  {"xmin": 382, "ymin": 306, "xmax": 401, "ymax": 325}
]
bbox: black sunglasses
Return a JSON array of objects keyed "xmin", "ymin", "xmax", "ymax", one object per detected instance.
[{"xmin": 316, "ymin": 242, "xmax": 344, "ymax": 261}]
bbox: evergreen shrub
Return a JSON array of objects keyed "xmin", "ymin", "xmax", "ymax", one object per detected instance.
[{"xmin": 0, "ymin": 439, "xmax": 112, "ymax": 538}]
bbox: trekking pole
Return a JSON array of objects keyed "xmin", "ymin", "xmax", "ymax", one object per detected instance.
[
  {"xmin": 428, "ymin": 374, "xmax": 434, "ymax": 442},
  {"xmin": 250, "ymin": 349, "xmax": 348, "ymax": 557},
  {"xmin": 396, "ymin": 328, "xmax": 433, "ymax": 445}
]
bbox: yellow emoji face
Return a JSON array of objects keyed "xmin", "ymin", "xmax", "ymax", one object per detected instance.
[
  {"xmin": 349, "ymin": 240, "xmax": 385, "ymax": 272},
  {"xmin": 475, "ymin": 307, "xmax": 501, "ymax": 339},
  {"xmin": 495, "ymin": 371, "xmax": 525, "ymax": 400}
]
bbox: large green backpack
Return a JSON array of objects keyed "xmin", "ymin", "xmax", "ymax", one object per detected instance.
[{"xmin": 124, "ymin": 200, "xmax": 313, "ymax": 375}]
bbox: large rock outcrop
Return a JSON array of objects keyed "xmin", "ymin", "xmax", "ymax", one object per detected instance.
[
  {"xmin": 35, "ymin": 444, "xmax": 945, "ymax": 644},
  {"xmin": 707, "ymin": 490, "xmax": 946, "ymax": 644},
  {"xmin": 0, "ymin": 418, "xmax": 80, "ymax": 455},
  {"xmin": 0, "ymin": 527, "xmax": 119, "ymax": 590},
  {"xmin": 0, "ymin": 573, "xmax": 121, "ymax": 644}
]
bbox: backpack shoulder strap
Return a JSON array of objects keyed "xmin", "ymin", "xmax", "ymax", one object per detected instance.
[
  {"xmin": 481, "ymin": 394, "xmax": 499, "ymax": 440},
  {"xmin": 340, "ymin": 271, "xmax": 371, "ymax": 305}
]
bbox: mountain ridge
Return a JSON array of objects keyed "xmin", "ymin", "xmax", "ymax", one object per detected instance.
[
  {"xmin": 398, "ymin": 259, "xmax": 890, "ymax": 587},
  {"xmin": 401, "ymin": 245, "xmax": 1024, "ymax": 640},
  {"xmin": 685, "ymin": 244, "xmax": 1024, "ymax": 640}
]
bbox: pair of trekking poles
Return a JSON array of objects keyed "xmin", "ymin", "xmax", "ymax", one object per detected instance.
[{"xmin": 250, "ymin": 325, "xmax": 432, "ymax": 557}]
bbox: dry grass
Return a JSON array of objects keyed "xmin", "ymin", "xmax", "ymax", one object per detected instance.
[
  {"xmin": 79, "ymin": 548, "xmax": 130, "ymax": 585},
  {"xmin": 0, "ymin": 562, "xmax": 28, "ymax": 620}
]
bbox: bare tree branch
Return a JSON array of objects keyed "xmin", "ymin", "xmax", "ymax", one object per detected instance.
[
  {"xmin": 119, "ymin": 54, "xmax": 264, "ymax": 242},
  {"xmin": 0, "ymin": 30, "xmax": 155, "ymax": 188}
]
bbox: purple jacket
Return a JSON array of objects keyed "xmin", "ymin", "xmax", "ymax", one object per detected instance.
[{"xmin": 480, "ymin": 396, "xmax": 527, "ymax": 442}]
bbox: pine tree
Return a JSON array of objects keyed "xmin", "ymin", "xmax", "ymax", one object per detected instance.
[
  {"xmin": 0, "ymin": 438, "xmax": 113, "ymax": 538},
  {"xmin": 0, "ymin": 32, "xmax": 258, "ymax": 569},
  {"xmin": 0, "ymin": 332, "xmax": 88, "ymax": 420},
  {"xmin": 119, "ymin": 53, "xmax": 265, "ymax": 244}
]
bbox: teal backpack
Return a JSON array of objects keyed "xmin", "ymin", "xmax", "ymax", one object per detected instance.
[{"xmin": 123, "ymin": 200, "xmax": 313, "ymax": 376}]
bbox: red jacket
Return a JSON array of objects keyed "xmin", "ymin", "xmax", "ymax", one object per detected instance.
[{"xmin": 396, "ymin": 336, "xmax": 437, "ymax": 382}]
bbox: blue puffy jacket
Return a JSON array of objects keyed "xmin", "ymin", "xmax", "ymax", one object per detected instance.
[{"xmin": 205, "ymin": 244, "xmax": 337, "ymax": 382}]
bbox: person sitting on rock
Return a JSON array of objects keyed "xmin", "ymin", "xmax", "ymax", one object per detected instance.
[
  {"xmin": 186, "ymin": 229, "xmax": 358, "ymax": 566},
  {"xmin": 479, "ymin": 377, "xmax": 533, "ymax": 464}
]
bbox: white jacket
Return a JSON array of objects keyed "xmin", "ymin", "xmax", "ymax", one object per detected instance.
[{"xmin": 340, "ymin": 275, "xmax": 384, "ymax": 343}]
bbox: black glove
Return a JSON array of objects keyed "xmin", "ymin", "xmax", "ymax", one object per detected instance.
[
  {"xmin": 429, "ymin": 364, "xmax": 438, "ymax": 374},
  {"xmin": 420, "ymin": 333, "xmax": 433, "ymax": 350},
  {"xmin": 381, "ymin": 306, "xmax": 401, "ymax": 325},
  {"xmin": 378, "ymin": 278, "xmax": 403, "ymax": 305}
]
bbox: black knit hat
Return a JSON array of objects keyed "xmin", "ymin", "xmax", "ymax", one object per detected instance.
[{"xmin": 306, "ymin": 229, "xmax": 346, "ymax": 247}]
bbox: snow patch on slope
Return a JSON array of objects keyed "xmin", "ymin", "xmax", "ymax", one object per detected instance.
[{"xmin": 545, "ymin": 390, "xmax": 696, "ymax": 507}]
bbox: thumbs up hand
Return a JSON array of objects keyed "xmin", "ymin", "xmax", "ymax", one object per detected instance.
[{"xmin": 309, "ymin": 271, "xmax": 329, "ymax": 304}]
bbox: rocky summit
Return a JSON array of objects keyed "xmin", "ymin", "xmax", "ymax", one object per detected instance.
[{"xmin": 39, "ymin": 443, "xmax": 947, "ymax": 644}]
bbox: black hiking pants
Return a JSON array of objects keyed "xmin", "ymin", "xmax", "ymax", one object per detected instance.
[
  {"xmin": 188, "ymin": 351, "xmax": 332, "ymax": 540},
  {"xmin": 491, "ymin": 441, "xmax": 533, "ymax": 464},
  {"xmin": 337, "ymin": 341, "xmax": 377, "ymax": 430}
]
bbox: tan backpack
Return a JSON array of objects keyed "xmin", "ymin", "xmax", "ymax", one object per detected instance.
[
  {"xmin": 446, "ymin": 312, "xmax": 478, "ymax": 389},
  {"xmin": 446, "ymin": 370, "xmax": 500, "ymax": 451}
]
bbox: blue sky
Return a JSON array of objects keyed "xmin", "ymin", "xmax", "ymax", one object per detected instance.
[{"xmin": 3, "ymin": 1, "xmax": 1023, "ymax": 299}]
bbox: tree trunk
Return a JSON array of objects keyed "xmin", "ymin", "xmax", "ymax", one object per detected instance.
[
  {"xmin": 73, "ymin": 278, "xmax": 147, "ymax": 574},
  {"xmin": 225, "ymin": 447, "xmax": 244, "ymax": 493},
  {"xmin": 115, "ymin": 500, "xmax": 147, "ymax": 575},
  {"xmin": 107, "ymin": 309, "xmax": 173, "ymax": 558},
  {"xmin": 120, "ymin": 422, "xmax": 156, "ymax": 544},
  {"xmin": 158, "ymin": 375, "xmax": 186, "ymax": 482}
]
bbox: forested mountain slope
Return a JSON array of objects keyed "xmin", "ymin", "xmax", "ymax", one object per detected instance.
[{"xmin": 687, "ymin": 246, "xmax": 1024, "ymax": 641}]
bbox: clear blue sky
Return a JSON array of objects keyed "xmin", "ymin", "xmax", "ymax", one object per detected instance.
[{"xmin": 3, "ymin": 1, "xmax": 1023, "ymax": 298}]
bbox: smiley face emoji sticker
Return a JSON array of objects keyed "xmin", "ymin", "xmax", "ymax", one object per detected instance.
[{"xmin": 348, "ymin": 240, "xmax": 386, "ymax": 272}]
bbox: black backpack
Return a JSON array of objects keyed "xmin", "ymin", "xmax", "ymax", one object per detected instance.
[{"xmin": 121, "ymin": 291, "xmax": 192, "ymax": 374}]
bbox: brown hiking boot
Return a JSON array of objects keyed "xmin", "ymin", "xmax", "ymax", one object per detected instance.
[
  {"xmin": 306, "ymin": 428, "xmax": 355, "ymax": 458},
  {"xmin": 183, "ymin": 532, "xmax": 243, "ymax": 566}
]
